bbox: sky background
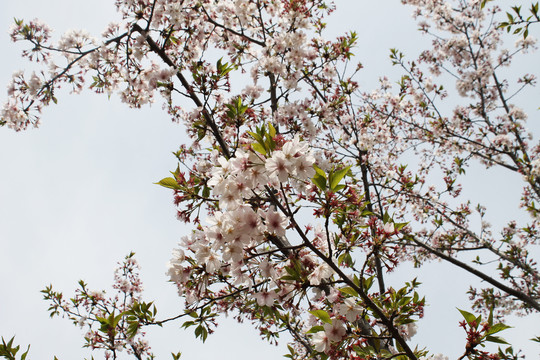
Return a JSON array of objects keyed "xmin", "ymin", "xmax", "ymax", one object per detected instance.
[{"xmin": 0, "ymin": 0, "xmax": 539, "ymax": 359}]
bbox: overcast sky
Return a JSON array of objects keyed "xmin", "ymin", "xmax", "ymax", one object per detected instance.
[{"xmin": 0, "ymin": 1, "xmax": 539, "ymax": 359}]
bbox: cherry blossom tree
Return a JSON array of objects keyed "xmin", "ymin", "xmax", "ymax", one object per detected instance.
[{"xmin": 2, "ymin": 0, "xmax": 540, "ymax": 359}]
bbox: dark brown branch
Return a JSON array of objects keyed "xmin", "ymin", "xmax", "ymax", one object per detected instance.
[
  {"xmin": 266, "ymin": 190, "xmax": 418, "ymax": 360},
  {"xmin": 132, "ymin": 23, "xmax": 231, "ymax": 159},
  {"xmin": 408, "ymin": 235, "xmax": 540, "ymax": 312},
  {"xmin": 200, "ymin": 6, "xmax": 266, "ymax": 47}
]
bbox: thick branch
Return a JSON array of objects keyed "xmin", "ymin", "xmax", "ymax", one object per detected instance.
[
  {"xmin": 408, "ymin": 235, "xmax": 540, "ymax": 312},
  {"xmin": 267, "ymin": 190, "xmax": 418, "ymax": 360}
]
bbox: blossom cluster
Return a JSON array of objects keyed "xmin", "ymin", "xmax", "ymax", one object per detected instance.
[{"xmin": 41, "ymin": 253, "xmax": 155, "ymax": 359}]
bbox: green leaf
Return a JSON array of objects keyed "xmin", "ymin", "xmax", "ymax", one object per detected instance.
[
  {"xmin": 188, "ymin": 311, "xmax": 198, "ymax": 318},
  {"xmin": 313, "ymin": 164, "xmax": 326, "ymax": 178},
  {"xmin": 247, "ymin": 131, "xmax": 263, "ymax": 143},
  {"xmin": 338, "ymin": 252, "xmax": 353, "ymax": 267},
  {"xmin": 21, "ymin": 346, "xmax": 30, "ymax": 360},
  {"xmin": 194, "ymin": 325, "xmax": 208, "ymax": 342},
  {"xmin": 394, "ymin": 222, "xmax": 408, "ymax": 231},
  {"xmin": 339, "ymin": 287, "xmax": 359, "ymax": 297},
  {"xmin": 264, "ymin": 129, "xmax": 277, "ymax": 151},
  {"xmin": 312, "ymin": 173, "xmax": 327, "ymax": 191},
  {"xmin": 280, "ymin": 275, "xmax": 298, "ymax": 281},
  {"xmin": 480, "ymin": 0, "xmax": 492, "ymax": 9},
  {"xmin": 202, "ymin": 186, "xmax": 210, "ymax": 198},
  {"xmin": 252, "ymin": 142, "xmax": 267, "ymax": 155},
  {"xmin": 306, "ymin": 325, "xmax": 325, "ymax": 334},
  {"xmin": 268, "ymin": 123, "xmax": 276, "ymax": 138},
  {"xmin": 333, "ymin": 184, "xmax": 346, "ymax": 192},
  {"xmin": 155, "ymin": 177, "xmax": 181, "ymax": 190},
  {"xmin": 487, "ymin": 323, "xmax": 511, "ymax": 335},
  {"xmin": 182, "ymin": 320, "xmax": 195, "ymax": 329},
  {"xmin": 112, "ymin": 312, "xmax": 124, "ymax": 327},
  {"xmin": 382, "ymin": 211, "xmax": 391, "ymax": 224},
  {"xmin": 194, "ymin": 324, "xmax": 202, "ymax": 337},
  {"xmin": 170, "ymin": 164, "xmax": 180, "ymax": 179},
  {"xmin": 330, "ymin": 165, "xmax": 351, "ymax": 191},
  {"xmin": 485, "ymin": 335, "xmax": 509, "ymax": 344},
  {"xmin": 309, "ymin": 310, "xmax": 332, "ymax": 324},
  {"xmin": 458, "ymin": 308, "xmax": 477, "ymax": 325},
  {"xmin": 197, "ymin": 127, "xmax": 206, "ymax": 141},
  {"xmin": 362, "ymin": 276, "xmax": 374, "ymax": 291},
  {"xmin": 126, "ymin": 322, "xmax": 140, "ymax": 339}
]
